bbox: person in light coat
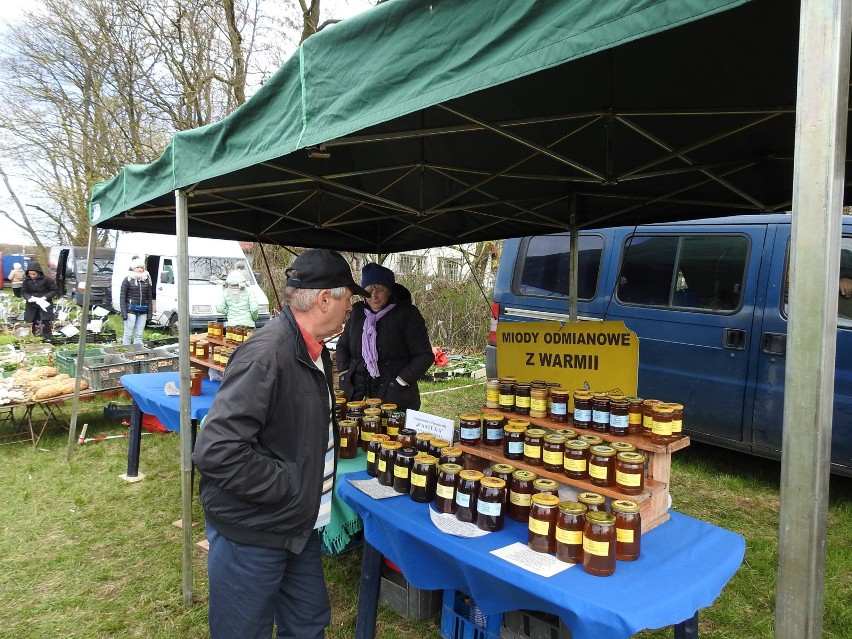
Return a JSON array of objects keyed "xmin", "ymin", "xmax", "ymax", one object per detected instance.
[
  {"xmin": 216, "ymin": 264, "xmax": 258, "ymax": 329},
  {"xmin": 7, "ymin": 262, "xmax": 26, "ymax": 298}
]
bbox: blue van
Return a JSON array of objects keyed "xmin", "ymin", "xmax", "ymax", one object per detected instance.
[{"xmin": 486, "ymin": 214, "xmax": 852, "ymax": 477}]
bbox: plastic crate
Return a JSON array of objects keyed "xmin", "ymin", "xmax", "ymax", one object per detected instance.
[
  {"xmin": 379, "ymin": 562, "xmax": 442, "ymax": 621},
  {"xmin": 103, "ymin": 402, "xmax": 133, "ymax": 420},
  {"xmin": 441, "ymin": 590, "xmax": 502, "ymax": 639},
  {"xmin": 500, "ymin": 610, "xmax": 572, "ymax": 639},
  {"xmin": 103, "ymin": 343, "xmax": 152, "ymax": 361},
  {"xmin": 82, "ymin": 354, "xmax": 138, "ymax": 390},
  {"xmin": 55, "ymin": 348, "xmax": 105, "ymax": 377},
  {"xmin": 136, "ymin": 346, "xmax": 179, "ymax": 374}
]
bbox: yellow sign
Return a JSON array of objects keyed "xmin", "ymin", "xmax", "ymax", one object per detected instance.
[{"xmin": 496, "ymin": 321, "xmax": 638, "ymax": 401}]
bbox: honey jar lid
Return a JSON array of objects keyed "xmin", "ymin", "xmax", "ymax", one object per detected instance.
[
  {"xmin": 654, "ymin": 406, "xmax": 675, "ymax": 415},
  {"xmin": 578, "ymin": 434, "xmax": 604, "ymax": 445},
  {"xmin": 480, "ymin": 477, "xmax": 506, "ymax": 489},
  {"xmin": 585, "ymin": 511, "xmax": 616, "ymax": 525},
  {"xmin": 543, "ymin": 433, "xmax": 566, "ymax": 444},
  {"xmin": 525, "ymin": 428, "xmax": 548, "ymax": 437},
  {"xmin": 415, "ymin": 454, "xmax": 437, "ymax": 465},
  {"xmin": 347, "ymin": 401, "xmax": 366, "ymax": 409},
  {"xmin": 380, "ymin": 441, "xmax": 402, "ymax": 450},
  {"xmin": 362, "ymin": 415, "xmax": 381, "ymax": 423},
  {"xmin": 335, "ymin": 397, "xmax": 347, "ymax": 405},
  {"xmin": 512, "ymin": 469, "xmax": 537, "ymax": 481},
  {"xmin": 617, "ymin": 451, "xmax": 646, "ymax": 463},
  {"xmin": 366, "ymin": 397, "xmax": 383, "ymax": 405},
  {"xmin": 440, "ymin": 446, "xmax": 463, "ymax": 457},
  {"xmin": 558, "ymin": 501, "xmax": 587, "ymax": 515},
  {"xmin": 430, "ymin": 439, "xmax": 451, "ymax": 449},
  {"xmin": 627, "ymin": 396, "xmax": 645, "ymax": 404},
  {"xmin": 590, "ymin": 445, "xmax": 616, "ymax": 457},
  {"xmin": 505, "ymin": 419, "xmax": 530, "ymax": 432},
  {"xmin": 610, "ymin": 441, "xmax": 636, "ymax": 453},
  {"xmin": 491, "ymin": 463, "xmax": 516, "ymax": 474},
  {"xmin": 370, "ymin": 434, "xmax": 390, "ymax": 444},
  {"xmin": 338, "ymin": 419, "xmax": 357, "ymax": 427},
  {"xmin": 380, "ymin": 403, "xmax": 398, "ymax": 410},
  {"xmin": 439, "ymin": 463, "xmax": 463, "ymax": 474},
  {"xmin": 459, "ymin": 469, "xmax": 484, "ymax": 481},
  {"xmin": 665, "ymin": 403, "xmax": 684, "ymax": 410},
  {"xmin": 565, "ymin": 439, "xmax": 590, "ymax": 450},
  {"xmin": 573, "ymin": 391, "xmax": 592, "ymax": 399},
  {"xmin": 397, "ymin": 447, "xmax": 418, "ymax": 459},
  {"xmin": 459, "ymin": 412, "xmax": 482, "ymax": 421},
  {"xmin": 364, "ymin": 408, "xmax": 382, "ymax": 416},
  {"xmin": 415, "ymin": 432, "xmax": 435, "ymax": 441},
  {"xmin": 555, "ymin": 429, "xmax": 578, "ymax": 439},
  {"xmin": 532, "ymin": 478, "xmax": 558, "ymax": 491},
  {"xmin": 577, "ymin": 491, "xmax": 605, "ymax": 504},
  {"xmin": 482, "ymin": 412, "xmax": 505, "ymax": 422},
  {"xmin": 531, "ymin": 493, "xmax": 560, "ymax": 506},
  {"xmin": 610, "ymin": 499, "xmax": 640, "ymax": 513},
  {"xmin": 607, "ymin": 393, "xmax": 626, "ymax": 401}
]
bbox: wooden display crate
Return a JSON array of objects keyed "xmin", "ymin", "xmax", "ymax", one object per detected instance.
[{"xmin": 457, "ymin": 409, "xmax": 691, "ymax": 534}]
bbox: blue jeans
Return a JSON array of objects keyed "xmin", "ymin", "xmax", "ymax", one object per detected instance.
[
  {"xmin": 206, "ymin": 523, "xmax": 330, "ymax": 639},
  {"xmin": 122, "ymin": 312, "xmax": 146, "ymax": 344}
]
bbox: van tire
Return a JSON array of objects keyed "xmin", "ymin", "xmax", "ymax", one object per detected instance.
[{"xmin": 168, "ymin": 314, "xmax": 179, "ymax": 336}]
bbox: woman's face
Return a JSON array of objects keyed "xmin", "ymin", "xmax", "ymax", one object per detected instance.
[
  {"xmin": 27, "ymin": 270, "xmax": 38, "ymax": 279},
  {"xmin": 364, "ymin": 284, "xmax": 390, "ymax": 312},
  {"xmin": 134, "ymin": 265, "xmax": 145, "ymax": 273}
]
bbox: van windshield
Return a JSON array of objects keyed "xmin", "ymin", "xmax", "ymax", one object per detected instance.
[
  {"xmin": 75, "ymin": 258, "xmax": 114, "ymax": 277},
  {"xmin": 188, "ymin": 257, "xmax": 256, "ymax": 285}
]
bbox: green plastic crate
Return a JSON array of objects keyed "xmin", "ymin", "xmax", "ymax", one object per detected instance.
[{"xmin": 55, "ymin": 348, "xmax": 105, "ymax": 377}]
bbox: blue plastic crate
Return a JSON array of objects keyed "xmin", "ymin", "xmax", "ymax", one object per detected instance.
[{"xmin": 440, "ymin": 590, "xmax": 502, "ymax": 639}]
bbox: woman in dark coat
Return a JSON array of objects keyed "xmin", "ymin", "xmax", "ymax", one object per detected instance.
[
  {"xmin": 336, "ymin": 262, "xmax": 434, "ymax": 411},
  {"xmin": 119, "ymin": 257, "xmax": 153, "ymax": 345},
  {"xmin": 21, "ymin": 260, "xmax": 58, "ymax": 339}
]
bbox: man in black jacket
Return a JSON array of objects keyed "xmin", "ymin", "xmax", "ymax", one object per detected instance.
[{"xmin": 192, "ymin": 249, "xmax": 367, "ymax": 639}]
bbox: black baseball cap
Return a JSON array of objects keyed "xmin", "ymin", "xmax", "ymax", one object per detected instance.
[{"xmin": 286, "ymin": 249, "xmax": 369, "ymax": 297}]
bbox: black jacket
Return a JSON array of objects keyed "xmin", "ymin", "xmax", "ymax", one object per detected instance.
[
  {"xmin": 119, "ymin": 273, "xmax": 153, "ymax": 321},
  {"xmin": 192, "ymin": 308, "xmax": 338, "ymax": 552},
  {"xmin": 336, "ymin": 283, "xmax": 433, "ymax": 410},
  {"xmin": 21, "ymin": 261, "xmax": 58, "ymax": 322}
]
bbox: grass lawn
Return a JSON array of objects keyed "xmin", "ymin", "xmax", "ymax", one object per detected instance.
[{"xmin": 0, "ymin": 377, "xmax": 849, "ymax": 638}]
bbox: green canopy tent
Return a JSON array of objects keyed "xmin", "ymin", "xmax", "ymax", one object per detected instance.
[{"xmin": 80, "ymin": 0, "xmax": 848, "ymax": 636}]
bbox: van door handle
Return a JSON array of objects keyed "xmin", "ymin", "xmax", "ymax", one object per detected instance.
[
  {"xmin": 724, "ymin": 328, "xmax": 747, "ymax": 350},
  {"xmin": 761, "ymin": 332, "xmax": 786, "ymax": 356}
]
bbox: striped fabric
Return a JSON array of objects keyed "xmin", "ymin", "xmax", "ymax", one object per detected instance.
[{"xmin": 311, "ymin": 349, "xmax": 334, "ymax": 530}]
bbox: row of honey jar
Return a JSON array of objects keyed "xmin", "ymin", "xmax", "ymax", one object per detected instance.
[
  {"xmin": 193, "ymin": 340, "xmax": 237, "ymax": 367},
  {"xmin": 483, "ymin": 382, "xmax": 685, "ymax": 443},
  {"xmin": 205, "ymin": 321, "xmax": 255, "ymax": 343},
  {"xmin": 337, "ymin": 398, "xmax": 413, "ymax": 459},
  {"xmin": 459, "ymin": 414, "xmax": 647, "ymax": 493}
]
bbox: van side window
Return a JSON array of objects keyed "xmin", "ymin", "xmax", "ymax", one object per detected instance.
[
  {"xmin": 617, "ymin": 234, "xmax": 748, "ymax": 312},
  {"xmin": 516, "ymin": 234, "xmax": 603, "ymax": 300},
  {"xmin": 786, "ymin": 237, "xmax": 852, "ymax": 326}
]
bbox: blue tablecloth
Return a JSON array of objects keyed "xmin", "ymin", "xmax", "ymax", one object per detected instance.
[
  {"xmin": 338, "ymin": 471, "xmax": 745, "ymax": 639},
  {"xmin": 120, "ymin": 372, "xmax": 219, "ymax": 432}
]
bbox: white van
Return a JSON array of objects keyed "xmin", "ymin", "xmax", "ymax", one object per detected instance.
[{"xmin": 111, "ymin": 232, "xmax": 271, "ymax": 333}]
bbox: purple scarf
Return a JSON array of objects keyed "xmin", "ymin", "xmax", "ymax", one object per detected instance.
[{"xmin": 362, "ymin": 304, "xmax": 396, "ymax": 378}]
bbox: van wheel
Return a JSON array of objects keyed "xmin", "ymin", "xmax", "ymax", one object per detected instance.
[{"xmin": 168, "ymin": 314, "xmax": 179, "ymax": 335}]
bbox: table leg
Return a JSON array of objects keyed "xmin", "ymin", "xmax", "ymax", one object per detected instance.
[
  {"xmin": 674, "ymin": 612, "xmax": 698, "ymax": 638},
  {"xmin": 126, "ymin": 399, "xmax": 143, "ymax": 477},
  {"xmin": 354, "ymin": 541, "xmax": 383, "ymax": 639}
]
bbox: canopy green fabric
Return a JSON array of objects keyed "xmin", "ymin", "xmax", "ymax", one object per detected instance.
[{"xmin": 90, "ymin": 0, "xmax": 763, "ymax": 252}]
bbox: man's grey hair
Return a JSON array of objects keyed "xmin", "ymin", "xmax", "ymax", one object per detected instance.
[{"xmin": 285, "ymin": 286, "xmax": 348, "ymax": 311}]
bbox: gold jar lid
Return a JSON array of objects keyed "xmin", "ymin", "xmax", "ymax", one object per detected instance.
[
  {"xmin": 505, "ymin": 419, "xmax": 530, "ymax": 432},
  {"xmin": 439, "ymin": 462, "xmax": 463, "ymax": 474},
  {"xmin": 416, "ymin": 432, "xmax": 435, "ymax": 441},
  {"xmin": 480, "ymin": 476, "xmax": 506, "ymax": 489},
  {"xmin": 558, "ymin": 501, "xmax": 587, "ymax": 515},
  {"xmin": 590, "ymin": 445, "xmax": 616, "ymax": 457},
  {"xmin": 565, "ymin": 439, "xmax": 590, "ymax": 450},
  {"xmin": 482, "ymin": 412, "xmax": 505, "ymax": 422},
  {"xmin": 555, "ymin": 428, "xmax": 578, "ymax": 439},
  {"xmin": 610, "ymin": 499, "xmax": 640, "ymax": 513},
  {"xmin": 430, "ymin": 438, "xmax": 451, "ymax": 449},
  {"xmin": 533, "ymin": 478, "xmax": 559, "ymax": 491},
  {"xmin": 512, "ymin": 469, "xmax": 537, "ymax": 481},
  {"xmin": 440, "ymin": 446, "xmax": 463, "ymax": 457},
  {"xmin": 524, "ymin": 428, "xmax": 548, "ymax": 437},
  {"xmin": 380, "ymin": 441, "xmax": 402, "ymax": 450},
  {"xmin": 380, "ymin": 403, "xmax": 398, "ymax": 411},
  {"xmin": 610, "ymin": 441, "xmax": 636, "ymax": 454},
  {"xmin": 586, "ymin": 511, "xmax": 616, "ymax": 525},
  {"xmin": 366, "ymin": 397, "xmax": 383, "ymax": 406},
  {"xmin": 627, "ymin": 396, "xmax": 645, "ymax": 405},
  {"xmin": 577, "ymin": 491, "xmax": 605, "ymax": 504},
  {"xmin": 543, "ymin": 434, "xmax": 566, "ymax": 444},
  {"xmin": 364, "ymin": 407, "xmax": 382, "ymax": 417},
  {"xmin": 459, "ymin": 469, "xmax": 484, "ymax": 481},
  {"xmin": 578, "ymin": 434, "xmax": 604, "ymax": 446},
  {"xmin": 491, "ymin": 463, "xmax": 516, "ymax": 474},
  {"xmin": 371, "ymin": 434, "xmax": 390, "ymax": 444},
  {"xmin": 616, "ymin": 451, "xmax": 646, "ymax": 464},
  {"xmin": 531, "ymin": 493, "xmax": 560, "ymax": 507},
  {"xmin": 415, "ymin": 454, "xmax": 438, "ymax": 466},
  {"xmin": 459, "ymin": 412, "xmax": 482, "ymax": 421},
  {"xmin": 338, "ymin": 419, "xmax": 357, "ymax": 427}
]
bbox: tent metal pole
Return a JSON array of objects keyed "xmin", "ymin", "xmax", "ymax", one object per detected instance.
[
  {"xmin": 65, "ymin": 227, "xmax": 98, "ymax": 460},
  {"xmin": 569, "ymin": 193, "xmax": 578, "ymax": 323},
  {"xmin": 176, "ymin": 189, "xmax": 194, "ymax": 606},
  {"xmin": 776, "ymin": 1, "xmax": 851, "ymax": 637}
]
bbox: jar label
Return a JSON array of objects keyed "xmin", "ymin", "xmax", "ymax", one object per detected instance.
[
  {"xmin": 387, "ymin": 426, "xmax": 399, "ymax": 436},
  {"xmin": 477, "ymin": 500, "xmax": 502, "ymax": 516},
  {"xmin": 394, "ymin": 466, "xmax": 409, "ymax": 479},
  {"xmin": 515, "ymin": 396, "xmax": 531, "ymax": 408},
  {"xmin": 543, "ymin": 450, "xmax": 563, "ymax": 465},
  {"xmin": 616, "ymin": 528, "xmax": 635, "ymax": 543},
  {"xmin": 340, "ymin": 438, "xmax": 348, "ymax": 448},
  {"xmin": 628, "ymin": 413, "xmax": 642, "ymax": 425},
  {"xmin": 510, "ymin": 492, "xmax": 531, "ymax": 506},
  {"xmin": 672, "ymin": 419, "xmax": 683, "ymax": 433},
  {"xmin": 367, "ymin": 451, "xmax": 376, "ymax": 463},
  {"xmin": 574, "ymin": 408, "xmax": 591, "ymax": 421},
  {"xmin": 455, "ymin": 491, "xmax": 471, "ymax": 508},
  {"xmin": 461, "ymin": 427, "xmax": 481, "ymax": 439},
  {"xmin": 436, "ymin": 484, "xmax": 455, "ymax": 499},
  {"xmin": 531, "ymin": 398, "xmax": 547, "ymax": 412},
  {"xmin": 486, "ymin": 428, "xmax": 504, "ymax": 440},
  {"xmin": 528, "ymin": 517, "xmax": 550, "ymax": 535},
  {"xmin": 583, "ymin": 538, "xmax": 610, "ymax": 557},
  {"xmin": 551, "ymin": 403, "xmax": 567, "ymax": 416},
  {"xmin": 564, "ymin": 458, "xmax": 587, "ymax": 472},
  {"xmin": 556, "ymin": 528, "xmax": 582, "ymax": 545},
  {"xmin": 592, "ymin": 410, "xmax": 610, "ymax": 423},
  {"xmin": 610, "ymin": 414, "xmax": 629, "ymax": 428},
  {"xmin": 523, "ymin": 444, "xmax": 541, "ymax": 459},
  {"xmin": 643, "ymin": 415, "xmax": 654, "ymax": 427},
  {"xmin": 499, "ymin": 393, "xmax": 514, "ymax": 405},
  {"xmin": 652, "ymin": 421, "xmax": 672, "ymax": 436},
  {"xmin": 615, "ymin": 470, "xmax": 641, "ymax": 487},
  {"xmin": 411, "ymin": 473, "xmax": 427, "ymax": 487},
  {"xmin": 378, "ymin": 460, "xmax": 387, "ymax": 473},
  {"xmin": 486, "ymin": 389, "xmax": 499, "ymax": 401},
  {"xmin": 589, "ymin": 463, "xmax": 607, "ymax": 480},
  {"xmin": 508, "ymin": 441, "xmax": 524, "ymax": 454}
]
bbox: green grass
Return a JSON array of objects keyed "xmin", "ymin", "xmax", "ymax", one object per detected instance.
[{"xmin": 0, "ymin": 378, "xmax": 850, "ymax": 638}]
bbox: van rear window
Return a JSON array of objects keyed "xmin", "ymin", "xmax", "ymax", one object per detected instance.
[
  {"xmin": 616, "ymin": 234, "xmax": 748, "ymax": 312},
  {"xmin": 516, "ymin": 234, "xmax": 603, "ymax": 300}
]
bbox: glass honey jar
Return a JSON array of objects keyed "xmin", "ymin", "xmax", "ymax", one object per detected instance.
[
  {"xmin": 577, "ymin": 491, "xmax": 606, "ymax": 512},
  {"xmin": 523, "ymin": 428, "xmax": 548, "ymax": 466},
  {"xmin": 459, "ymin": 413, "xmax": 482, "ymax": 446},
  {"xmin": 346, "ymin": 401, "xmax": 366, "ymax": 430},
  {"xmin": 529, "ymin": 387, "xmax": 549, "ymax": 419},
  {"xmin": 393, "ymin": 447, "xmax": 418, "ymax": 494},
  {"xmin": 589, "ymin": 445, "xmax": 617, "ymax": 487},
  {"xmin": 528, "ymin": 493, "xmax": 560, "ymax": 553},
  {"xmin": 366, "ymin": 434, "xmax": 389, "ymax": 476},
  {"xmin": 410, "ymin": 454, "xmax": 438, "ymax": 503},
  {"xmin": 498, "ymin": 381, "xmax": 516, "ymax": 413},
  {"xmin": 532, "ymin": 477, "xmax": 559, "ymax": 497},
  {"xmin": 439, "ymin": 446, "xmax": 464, "ymax": 466},
  {"xmin": 583, "ymin": 511, "xmax": 617, "ymax": 576},
  {"xmin": 608, "ymin": 397, "xmax": 630, "ymax": 436},
  {"xmin": 365, "ymin": 397, "xmax": 383, "ymax": 411},
  {"xmin": 642, "ymin": 399, "xmax": 662, "ymax": 437},
  {"xmin": 377, "ymin": 441, "xmax": 402, "ymax": 487},
  {"xmin": 563, "ymin": 439, "xmax": 591, "ymax": 480},
  {"xmin": 361, "ymin": 415, "xmax": 381, "ymax": 452},
  {"xmin": 380, "ymin": 403, "xmax": 397, "ymax": 429},
  {"xmin": 667, "ymin": 402, "xmax": 684, "ymax": 439},
  {"xmin": 428, "ymin": 438, "xmax": 451, "ymax": 459},
  {"xmin": 503, "ymin": 419, "xmax": 528, "ymax": 460},
  {"xmin": 485, "ymin": 378, "xmax": 500, "ymax": 409},
  {"xmin": 194, "ymin": 339, "xmax": 209, "ymax": 359},
  {"xmin": 651, "ymin": 405, "xmax": 674, "ymax": 444},
  {"xmin": 508, "ymin": 469, "xmax": 537, "ymax": 522},
  {"xmin": 435, "ymin": 463, "xmax": 463, "ymax": 514},
  {"xmin": 513, "ymin": 383, "xmax": 531, "ymax": 416},
  {"xmin": 482, "ymin": 412, "xmax": 505, "ymax": 446},
  {"xmin": 555, "ymin": 501, "xmax": 587, "ymax": 564},
  {"xmin": 455, "ymin": 470, "xmax": 483, "ymax": 524},
  {"xmin": 611, "ymin": 499, "xmax": 642, "ymax": 561},
  {"xmin": 489, "ymin": 463, "xmax": 515, "ymax": 489},
  {"xmin": 387, "ymin": 411, "xmax": 405, "ymax": 440},
  {"xmin": 572, "ymin": 392, "xmax": 593, "ymax": 429},
  {"xmin": 397, "ymin": 428, "xmax": 417, "ymax": 448},
  {"xmin": 334, "ymin": 396, "xmax": 347, "ymax": 422},
  {"xmin": 549, "ymin": 388, "xmax": 570, "ymax": 422},
  {"xmin": 476, "ymin": 477, "xmax": 506, "ymax": 532},
  {"xmin": 591, "ymin": 393, "xmax": 610, "ymax": 433},
  {"xmin": 542, "ymin": 433, "xmax": 566, "ymax": 471},
  {"xmin": 627, "ymin": 397, "xmax": 644, "ymax": 435},
  {"xmin": 415, "ymin": 432, "xmax": 435, "ymax": 453},
  {"xmin": 338, "ymin": 420, "xmax": 359, "ymax": 460},
  {"xmin": 615, "ymin": 452, "xmax": 646, "ymax": 495}
]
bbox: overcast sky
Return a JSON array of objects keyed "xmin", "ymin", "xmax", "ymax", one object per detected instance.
[{"xmin": 0, "ymin": 0, "xmax": 375, "ymax": 247}]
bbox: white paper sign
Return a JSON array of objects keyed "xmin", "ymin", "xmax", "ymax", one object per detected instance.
[
  {"xmin": 91, "ymin": 306, "xmax": 110, "ymax": 317},
  {"xmin": 57, "ymin": 310, "xmax": 69, "ymax": 322},
  {"xmin": 348, "ymin": 477, "xmax": 404, "ymax": 500},
  {"xmin": 405, "ymin": 409, "xmax": 454, "ymax": 442},
  {"xmin": 428, "ymin": 506, "xmax": 489, "ymax": 537},
  {"xmin": 490, "ymin": 542, "xmax": 575, "ymax": 578},
  {"xmin": 87, "ymin": 319, "xmax": 103, "ymax": 332},
  {"xmin": 60, "ymin": 324, "xmax": 80, "ymax": 337}
]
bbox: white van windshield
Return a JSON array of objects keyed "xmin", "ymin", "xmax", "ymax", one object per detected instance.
[{"xmin": 188, "ymin": 256, "xmax": 256, "ymax": 284}]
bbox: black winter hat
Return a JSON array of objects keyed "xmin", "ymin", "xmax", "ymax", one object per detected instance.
[{"xmin": 285, "ymin": 250, "xmax": 368, "ymax": 297}]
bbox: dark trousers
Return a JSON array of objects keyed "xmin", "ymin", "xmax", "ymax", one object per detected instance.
[{"xmin": 206, "ymin": 522, "xmax": 330, "ymax": 639}]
